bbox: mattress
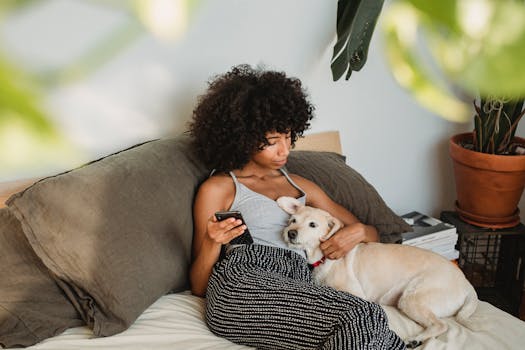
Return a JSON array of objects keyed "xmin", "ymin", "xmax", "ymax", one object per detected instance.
[{"xmin": 23, "ymin": 291, "xmax": 525, "ymax": 350}]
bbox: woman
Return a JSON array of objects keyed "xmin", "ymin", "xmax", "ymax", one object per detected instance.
[{"xmin": 189, "ymin": 65, "xmax": 405, "ymax": 349}]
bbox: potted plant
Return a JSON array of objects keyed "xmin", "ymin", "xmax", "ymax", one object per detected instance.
[
  {"xmin": 354, "ymin": 0, "xmax": 525, "ymax": 228},
  {"xmin": 449, "ymin": 97, "xmax": 525, "ymax": 228}
]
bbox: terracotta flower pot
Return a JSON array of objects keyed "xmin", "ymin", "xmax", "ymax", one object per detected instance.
[{"xmin": 449, "ymin": 133, "xmax": 525, "ymax": 228}]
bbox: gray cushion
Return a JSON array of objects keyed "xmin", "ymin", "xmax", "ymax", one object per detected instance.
[
  {"xmin": 0, "ymin": 208, "xmax": 83, "ymax": 348},
  {"xmin": 286, "ymin": 151, "xmax": 410, "ymax": 242},
  {"xmin": 7, "ymin": 135, "xmax": 209, "ymax": 337}
]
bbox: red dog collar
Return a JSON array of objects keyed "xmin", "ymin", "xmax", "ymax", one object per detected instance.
[{"xmin": 310, "ymin": 256, "xmax": 326, "ymax": 268}]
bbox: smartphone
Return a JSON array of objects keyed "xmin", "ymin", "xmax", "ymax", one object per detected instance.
[{"xmin": 215, "ymin": 210, "xmax": 253, "ymax": 245}]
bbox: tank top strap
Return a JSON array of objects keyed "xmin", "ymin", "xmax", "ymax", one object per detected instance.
[
  {"xmin": 229, "ymin": 171, "xmax": 241, "ymax": 186},
  {"xmin": 280, "ymin": 168, "xmax": 306, "ymax": 197}
]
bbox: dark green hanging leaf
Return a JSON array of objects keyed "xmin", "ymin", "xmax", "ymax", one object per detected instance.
[{"xmin": 331, "ymin": 0, "xmax": 385, "ymax": 81}]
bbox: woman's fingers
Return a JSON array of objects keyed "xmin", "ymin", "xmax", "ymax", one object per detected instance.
[
  {"xmin": 319, "ymin": 240, "xmax": 336, "ymax": 258},
  {"xmin": 323, "ymin": 247, "xmax": 339, "ymax": 260},
  {"xmin": 208, "ymin": 216, "xmax": 246, "ymax": 243},
  {"xmin": 229, "ymin": 224, "xmax": 247, "ymax": 238},
  {"xmin": 319, "ymin": 234, "xmax": 348, "ymax": 259},
  {"xmin": 218, "ymin": 217, "xmax": 243, "ymax": 230}
]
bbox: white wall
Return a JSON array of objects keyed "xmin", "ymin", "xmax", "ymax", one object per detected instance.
[{"xmin": 3, "ymin": 0, "xmax": 523, "ymax": 219}]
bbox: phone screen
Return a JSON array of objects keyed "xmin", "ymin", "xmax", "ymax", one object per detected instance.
[
  {"xmin": 214, "ymin": 210, "xmax": 253, "ymax": 245},
  {"xmin": 215, "ymin": 210, "xmax": 244, "ymax": 223}
]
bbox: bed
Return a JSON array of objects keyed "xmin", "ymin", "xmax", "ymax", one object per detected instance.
[{"xmin": 1, "ymin": 131, "xmax": 525, "ymax": 349}]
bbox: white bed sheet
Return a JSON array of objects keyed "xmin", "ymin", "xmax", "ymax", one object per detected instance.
[{"xmin": 25, "ymin": 291, "xmax": 525, "ymax": 350}]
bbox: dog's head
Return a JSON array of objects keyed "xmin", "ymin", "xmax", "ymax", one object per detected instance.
[{"xmin": 277, "ymin": 196, "xmax": 343, "ymax": 250}]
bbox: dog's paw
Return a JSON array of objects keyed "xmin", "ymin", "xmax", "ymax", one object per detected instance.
[{"xmin": 405, "ymin": 340, "xmax": 422, "ymax": 348}]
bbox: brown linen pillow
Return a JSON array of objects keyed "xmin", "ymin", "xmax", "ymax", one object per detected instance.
[
  {"xmin": 286, "ymin": 151, "xmax": 411, "ymax": 242},
  {"xmin": 0, "ymin": 208, "xmax": 83, "ymax": 348},
  {"xmin": 7, "ymin": 135, "xmax": 209, "ymax": 337}
]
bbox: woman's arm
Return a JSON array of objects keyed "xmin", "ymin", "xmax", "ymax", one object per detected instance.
[
  {"xmin": 189, "ymin": 178, "xmax": 246, "ymax": 297},
  {"xmin": 291, "ymin": 175, "xmax": 379, "ymax": 260}
]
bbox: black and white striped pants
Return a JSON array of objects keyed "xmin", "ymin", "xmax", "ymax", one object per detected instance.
[{"xmin": 205, "ymin": 244, "xmax": 405, "ymax": 350}]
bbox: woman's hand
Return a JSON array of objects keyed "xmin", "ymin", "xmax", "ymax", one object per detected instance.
[
  {"xmin": 319, "ymin": 222, "xmax": 375, "ymax": 260},
  {"xmin": 206, "ymin": 216, "xmax": 246, "ymax": 245}
]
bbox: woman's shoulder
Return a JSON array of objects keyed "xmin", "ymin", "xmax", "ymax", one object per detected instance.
[
  {"xmin": 198, "ymin": 172, "xmax": 234, "ymax": 193},
  {"xmin": 195, "ymin": 173, "xmax": 235, "ymax": 210}
]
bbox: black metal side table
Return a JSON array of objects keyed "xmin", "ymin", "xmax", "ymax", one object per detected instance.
[{"xmin": 441, "ymin": 211, "xmax": 525, "ymax": 318}]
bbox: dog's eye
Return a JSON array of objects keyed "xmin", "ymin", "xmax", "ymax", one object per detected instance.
[
  {"xmin": 290, "ymin": 218, "xmax": 296, "ymax": 224},
  {"xmin": 309, "ymin": 222, "xmax": 317, "ymax": 228}
]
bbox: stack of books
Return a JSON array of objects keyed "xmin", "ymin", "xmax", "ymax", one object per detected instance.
[{"xmin": 400, "ymin": 211, "xmax": 459, "ymax": 261}]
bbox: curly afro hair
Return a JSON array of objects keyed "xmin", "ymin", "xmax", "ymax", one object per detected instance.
[{"xmin": 189, "ymin": 64, "xmax": 314, "ymax": 172}]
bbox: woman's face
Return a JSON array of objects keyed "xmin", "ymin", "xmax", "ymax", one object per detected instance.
[{"xmin": 251, "ymin": 131, "xmax": 292, "ymax": 169}]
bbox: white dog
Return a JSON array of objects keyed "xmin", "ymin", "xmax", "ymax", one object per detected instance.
[{"xmin": 277, "ymin": 196, "xmax": 478, "ymax": 346}]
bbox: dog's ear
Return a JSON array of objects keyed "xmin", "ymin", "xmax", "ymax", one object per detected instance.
[
  {"xmin": 321, "ymin": 216, "xmax": 343, "ymax": 241},
  {"xmin": 276, "ymin": 196, "xmax": 303, "ymax": 214}
]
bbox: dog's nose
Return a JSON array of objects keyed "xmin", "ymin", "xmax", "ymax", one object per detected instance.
[{"xmin": 287, "ymin": 230, "xmax": 298, "ymax": 240}]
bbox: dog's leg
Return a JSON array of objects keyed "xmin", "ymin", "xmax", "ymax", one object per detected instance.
[
  {"xmin": 455, "ymin": 283, "xmax": 483, "ymax": 331},
  {"xmin": 403, "ymin": 306, "xmax": 447, "ymax": 343},
  {"xmin": 398, "ymin": 283, "xmax": 448, "ymax": 343}
]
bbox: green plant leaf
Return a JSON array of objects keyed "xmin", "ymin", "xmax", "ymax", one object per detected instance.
[
  {"xmin": 331, "ymin": 0, "xmax": 385, "ymax": 81},
  {"xmin": 476, "ymin": 98, "xmax": 525, "ymax": 153}
]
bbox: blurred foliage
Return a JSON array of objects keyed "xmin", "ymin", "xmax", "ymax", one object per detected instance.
[
  {"xmin": 0, "ymin": 2, "xmax": 51, "ymax": 135},
  {"xmin": 0, "ymin": 0, "xmax": 37, "ymax": 15},
  {"xmin": 40, "ymin": 0, "xmax": 204, "ymax": 85},
  {"xmin": 0, "ymin": 0, "xmax": 202, "ymax": 180},
  {"xmin": 0, "ymin": 52, "xmax": 81, "ymax": 179},
  {"xmin": 0, "ymin": 55, "xmax": 54, "ymax": 135},
  {"xmin": 42, "ymin": 20, "xmax": 143, "ymax": 86},
  {"xmin": 382, "ymin": 0, "xmax": 525, "ymax": 122}
]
